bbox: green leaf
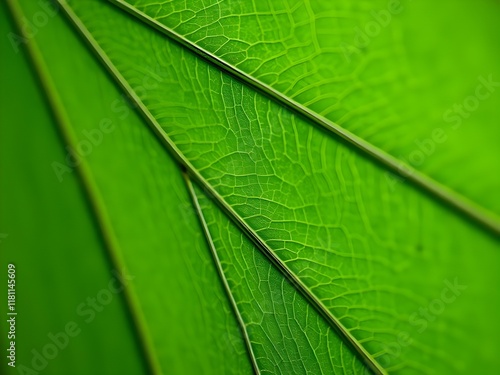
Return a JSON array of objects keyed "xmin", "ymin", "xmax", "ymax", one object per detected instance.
[
  {"xmin": 53, "ymin": 0, "xmax": 499, "ymax": 373},
  {"xmin": 5, "ymin": 1, "xmax": 253, "ymax": 373},
  {"xmin": 0, "ymin": 3, "xmax": 144, "ymax": 374},
  {"xmin": 113, "ymin": 0, "xmax": 500, "ymax": 220},
  {"xmin": 188, "ymin": 176, "xmax": 366, "ymax": 374},
  {"xmin": 4, "ymin": 0, "xmax": 500, "ymax": 374}
]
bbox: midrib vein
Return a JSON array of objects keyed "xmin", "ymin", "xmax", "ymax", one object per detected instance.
[
  {"xmin": 108, "ymin": 0, "xmax": 500, "ymax": 236},
  {"xmin": 184, "ymin": 174, "xmax": 260, "ymax": 375},
  {"xmin": 5, "ymin": 1, "xmax": 162, "ymax": 374},
  {"xmin": 56, "ymin": 2, "xmax": 387, "ymax": 373}
]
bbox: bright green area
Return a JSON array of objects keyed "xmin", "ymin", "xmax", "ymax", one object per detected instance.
[
  {"xmin": 0, "ymin": 3, "xmax": 145, "ymax": 375},
  {"xmin": 64, "ymin": 0, "xmax": 500, "ymax": 373},
  {"xmin": 192, "ymin": 180, "xmax": 365, "ymax": 374},
  {"xmin": 119, "ymin": 0, "xmax": 500, "ymax": 217},
  {"xmin": 10, "ymin": 0, "xmax": 254, "ymax": 373}
]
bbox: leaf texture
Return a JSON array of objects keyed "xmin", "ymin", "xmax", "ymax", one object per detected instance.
[
  {"xmin": 54, "ymin": 0, "xmax": 500, "ymax": 373},
  {"xmin": 114, "ymin": 0, "xmax": 500, "ymax": 220},
  {"xmin": 8, "ymin": 1, "xmax": 254, "ymax": 373},
  {"xmin": 3, "ymin": 0, "xmax": 499, "ymax": 374},
  {"xmin": 189, "ymin": 177, "xmax": 365, "ymax": 374}
]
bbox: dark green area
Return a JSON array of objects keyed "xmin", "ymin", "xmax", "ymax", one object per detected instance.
[{"xmin": 0, "ymin": 4, "xmax": 146, "ymax": 374}]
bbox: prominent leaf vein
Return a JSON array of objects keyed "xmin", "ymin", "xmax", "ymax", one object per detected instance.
[
  {"xmin": 56, "ymin": 1, "xmax": 387, "ymax": 373},
  {"xmin": 107, "ymin": 0, "xmax": 500, "ymax": 236}
]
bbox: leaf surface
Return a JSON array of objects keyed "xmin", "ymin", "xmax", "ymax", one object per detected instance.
[
  {"xmin": 52, "ymin": 0, "xmax": 500, "ymax": 373},
  {"xmin": 189, "ymin": 177, "xmax": 365, "ymax": 374},
  {"xmin": 114, "ymin": 0, "xmax": 500, "ymax": 222},
  {"xmin": 6, "ymin": 0, "xmax": 500, "ymax": 373},
  {"xmin": 9, "ymin": 1, "xmax": 255, "ymax": 373},
  {"xmin": 0, "ymin": 3, "xmax": 145, "ymax": 374}
]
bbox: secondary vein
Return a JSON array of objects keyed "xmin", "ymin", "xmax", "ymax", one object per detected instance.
[
  {"xmin": 184, "ymin": 174, "xmax": 260, "ymax": 375},
  {"xmin": 56, "ymin": 1, "xmax": 388, "ymax": 373}
]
